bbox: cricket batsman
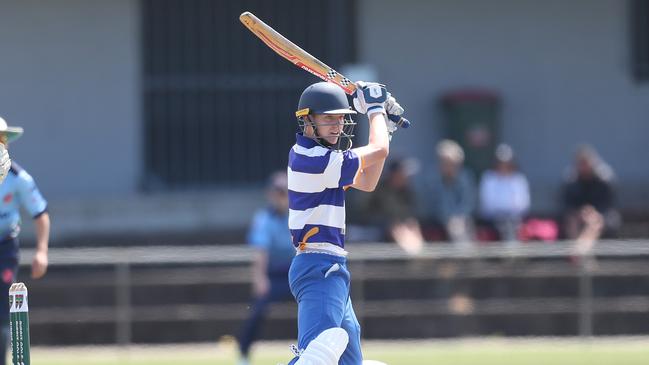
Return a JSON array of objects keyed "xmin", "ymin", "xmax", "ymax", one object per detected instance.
[{"xmin": 286, "ymin": 81, "xmax": 403, "ymax": 365}]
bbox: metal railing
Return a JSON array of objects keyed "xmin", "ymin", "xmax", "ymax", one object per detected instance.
[{"xmin": 19, "ymin": 240, "xmax": 649, "ymax": 344}]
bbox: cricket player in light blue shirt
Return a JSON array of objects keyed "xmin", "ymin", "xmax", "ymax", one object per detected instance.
[
  {"xmin": 0, "ymin": 117, "xmax": 50, "ymax": 365},
  {"xmin": 237, "ymin": 172, "xmax": 295, "ymax": 365}
]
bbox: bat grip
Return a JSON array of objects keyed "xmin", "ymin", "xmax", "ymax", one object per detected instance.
[{"xmin": 388, "ymin": 114, "xmax": 411, "ymax": 129}]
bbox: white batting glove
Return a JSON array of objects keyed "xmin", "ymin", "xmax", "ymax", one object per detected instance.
[
  {"xmin": 385, "ymin": 92, "xmax": 404, "ymax": 135},
  {"xmin": 0, "ymin": 144, "xmax": 10, "ymax": 183},
  {"xmin": 386, "ymin": 93, "xmax": 404, "ymax": 116},
  {"xmin": 352, "ymin": 81, "xmax": 388, "ymax": 117}
]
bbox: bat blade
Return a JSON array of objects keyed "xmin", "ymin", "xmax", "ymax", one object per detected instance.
[
  {"xmin": 240, "ymin": 11, "xmax": 410, "ymax": 129},
  {"xmin": 239, "ymin": 11, "xmax": 357, "ymax": 95}
]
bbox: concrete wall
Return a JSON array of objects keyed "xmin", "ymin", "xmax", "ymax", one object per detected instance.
[
  {"xmin": 0, "ymin": 0, "xmax": 141, "ymax": 198},
  {"xmin": 1, "ymin": 0, "xmax": 648, "ymax": 240},
  {"xmin": 359, "ymin": 0, "xmax": 649, "ymax": 212}
]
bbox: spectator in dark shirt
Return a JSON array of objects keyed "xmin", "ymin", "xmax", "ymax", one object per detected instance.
[
  {"xmin": 367, "ymin": 158, "xmax": 424, "ymax": 255},
  {"xmin": 562, "ymin": 144, "xmax": 620, "ymax": 254}
]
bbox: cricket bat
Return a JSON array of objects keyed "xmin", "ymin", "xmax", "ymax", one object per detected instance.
[{"xmin": 239, "ymin": 11, "xmax": 410, "ymax": 128}]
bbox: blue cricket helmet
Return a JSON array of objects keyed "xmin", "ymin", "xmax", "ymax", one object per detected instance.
[
  {"xmin": 295, "ymin": 82, "xmax": 356, "ymax": 151},
  {"xmin": 296, "ymin": 82, "xmax": 357, "ymax": 116}
]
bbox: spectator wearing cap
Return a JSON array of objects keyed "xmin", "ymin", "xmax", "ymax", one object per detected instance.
[
  {"xmin": 237, "ymin": 171, "xmax": 294, "ymax": 365},
  {"xmin": 366, "ymin": 158, "xmax": 424, "ymax": 255},
  {"xmin": 479, "ymin": 144, "xmax": 530, "ymax": 242},
  {"xmin": 429, "ymin": 140, "xmax": 477, "ymax": 244}
]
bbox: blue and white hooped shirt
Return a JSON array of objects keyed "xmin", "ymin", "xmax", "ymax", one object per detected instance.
[{"xmin": 287, "ymin": 134, "xmax": 362, "ymax": 249}]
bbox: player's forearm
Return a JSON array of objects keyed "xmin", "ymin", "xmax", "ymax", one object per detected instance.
[
  {"xmin": 357, "ymin": 160, "xmax": 386, "ymax": 191},
  {"xmin": 367, "ymin": 112, "xmax": 390, "ymax": 157},
  {"xmin": 34, "ymin": 213, "xmax": 50, "ymax": 254},
  {"xmin": 355, "ymin": 113, "xmax": 389, "ymax": 166},
  {"xmin": 351, "ymin": 113, "xmax": 390, "ymax": 191},
  {"xmin": 252, "ymin": 250, "xmax": 268, "ymax": 281}
]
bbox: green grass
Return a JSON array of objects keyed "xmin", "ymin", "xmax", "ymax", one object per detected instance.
[{"xmin": 29, "ymin": 337, "xmax": 649, "ymax": 365}]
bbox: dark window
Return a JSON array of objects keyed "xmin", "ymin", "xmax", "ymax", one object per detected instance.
[
  {"xmin": 142, "ymin": 0, "xmax": 356, "ymax": 189},
  {"xmin": 631, "ymin": 0, "xmax": 649, "ymax": 81}
]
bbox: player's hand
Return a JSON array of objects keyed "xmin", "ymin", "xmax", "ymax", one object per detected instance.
[
  {"xmin": 386, "ymin": 93, "xmax": 404, "ymax": 116},
  {"xmin": 385, "ymin": 93, "xmax": 405, "ymax": 135},
  {"xmin": 31, "ymin": 251, "xmax": 48, "ymax": 279},
  {"xmin": 352, "ymin": 81, "xmax": 387, "ymax": 117},
  {"xmin": 253, "ymin": 277, "xmax": 270, "ymax": 297},
  {"xmin": 0, "ymin": 143, "xmax": 10, "ymax": 183}
]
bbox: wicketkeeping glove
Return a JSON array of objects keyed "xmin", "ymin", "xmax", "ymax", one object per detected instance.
[{"xmin": 352, "ymin": 81, "xmax": 388, "ymax": 117}]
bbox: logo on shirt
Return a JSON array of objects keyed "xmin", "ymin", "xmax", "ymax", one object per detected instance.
[
  {"xmin": 3, "ymin": 194, "xmax": 12, "ymax": 204},
  {"xmin": 2, "ymin": 268, "xmax": 12, "ymax": 284}
]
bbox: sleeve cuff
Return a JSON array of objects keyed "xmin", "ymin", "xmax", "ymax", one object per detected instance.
[
  {"xmin": 367, "ymin": 106, "xmax": 386, "ymax": 117},
  {"xmin": 33, "ymin": 207, "xmax": 48, "ymax": 219}
]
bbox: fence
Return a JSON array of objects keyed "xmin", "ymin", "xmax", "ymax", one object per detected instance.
[{"xmin": 19, "ymin": 240, "xmax": 649, "ymax": 345}]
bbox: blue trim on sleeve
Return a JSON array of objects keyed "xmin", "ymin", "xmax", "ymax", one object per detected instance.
[
  {"xmin": 9, "ymin": 161, "xmax": 23, "ymax": 176},
  {"xmin": 32, "ymin": 207, "xmax": 48, "ymax": 219},
  {"xmin": 339, "ymin": 150, "xmax": 360, "ymax": 186}
]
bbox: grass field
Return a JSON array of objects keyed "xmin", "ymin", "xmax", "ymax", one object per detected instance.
[{"xmin": 29, "ymin": 337, "xmax": 649, "ymax": 365}]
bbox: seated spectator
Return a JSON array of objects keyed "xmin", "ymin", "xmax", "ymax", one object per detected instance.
[
  {"xmin": 479, "ymin": 144, "xmax": 530, "ymax": 242},
  {"xmin": 367, "ymin": 158, "xmax": 424, "ymax": 255},
  {"xmin": 562, "ymin": 144, "xmax": 621, "ymax": 254},
  {"xmin": 429, "ymin": 140, "xmax": 477, "ymax": 245}
]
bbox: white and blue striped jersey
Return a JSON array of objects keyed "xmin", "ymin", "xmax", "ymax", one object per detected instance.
[
  {"xmin": 287, "ymin": 134, "xmax": 362, "ymax": 249},
  {"xmin": 0, "ymin": 162, "xmax": 47, "ymax": 240}
]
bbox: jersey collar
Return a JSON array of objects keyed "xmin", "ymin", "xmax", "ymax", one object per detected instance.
[{"xmin": 295, "ymin": 133, "xmax": 320, "ymax": 149}]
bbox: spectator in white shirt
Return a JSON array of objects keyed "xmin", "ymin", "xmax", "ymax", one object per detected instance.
[{"xmin": 479, "ymin": 144, "xmax": 530, "ymax": 242}]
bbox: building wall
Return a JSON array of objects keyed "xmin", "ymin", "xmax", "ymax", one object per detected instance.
[
  {"xmin": 0, "ymin": 0, "xmax": 141, "ymax": 197},
  {"xmin": 0, "ymin": 0, "xmax": 647, "ymax": 240},
  {"xmin": 359, "ymin": 0, "xmax": 649, "ymax": 212}
]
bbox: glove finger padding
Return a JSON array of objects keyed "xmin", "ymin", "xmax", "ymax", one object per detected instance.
[
  {"xmin": 353, "ymin": 81, "xmax": 387, "ymax": 116},
  {"xmin": 385, "ymin": 93, "xmax": 404, "ymax": 116},
  {"xmin": 352, "ymin": 97, "xmax": 366, "ymax": 115}
]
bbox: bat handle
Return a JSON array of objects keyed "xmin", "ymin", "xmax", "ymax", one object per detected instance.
[{"xmin": 388, "ymin": 114, "xmax": 411, "ymax": 129}]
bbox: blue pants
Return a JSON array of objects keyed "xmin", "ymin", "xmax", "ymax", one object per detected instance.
[
  {"xmin": 238, "ymin": 272, "xmax": 293, "ymax": 357},
  {"xmin": 0, "ymin": 238, "xmax": 19, "ymax": 365},
  {"xmin": 288, "ymin": 253, "xmax": 362, "ymax": 365}
]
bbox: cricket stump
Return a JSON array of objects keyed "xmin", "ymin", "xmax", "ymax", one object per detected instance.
[{"xmin": 9, "ymin": 282, "xmax": 30, "ymax": 365}]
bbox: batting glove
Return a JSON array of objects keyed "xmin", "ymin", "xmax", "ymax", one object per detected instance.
[
  {"xmin": 385, "ymin": 92, "xmax": 405, "ymax": 134},
  {"xmin": 353, "ymin": 81, "xmax": 387, "ymax": 117},
  {"xmin": 386, "ymin": 93, "xmax": 404, "ymax": 116}
]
